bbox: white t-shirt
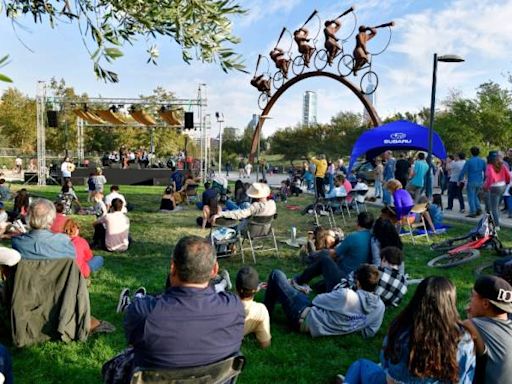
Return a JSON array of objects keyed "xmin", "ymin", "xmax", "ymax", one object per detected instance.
[
  {"xmin": 243, "ymin": 299, "xmax": 271, "ymax": 344},
  {"xmin": 98, "ymin": 211, "xmax": 130, "ymax": 251},
  {"xmin": 105, "ymin": 191, "xmax": 127, "ymax": 213},
  {"xmin": 61, "ymin": 161, "xmax": 72, "ymax": 178}
]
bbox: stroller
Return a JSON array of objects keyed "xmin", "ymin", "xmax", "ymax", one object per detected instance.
[{"xmin": 428, "ymin": 213, "xmax": 502, "ymax": 268}]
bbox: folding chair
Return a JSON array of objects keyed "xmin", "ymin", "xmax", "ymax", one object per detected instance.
[
  {"xmin": 239, "ymin": 215, "xmax": 279, "ymax": 263},
  {"xmin": 131, "ymin": 354, "xmax": 246, "ymax": 384},
  {"xmin": 324, "ymin": 197, "xmax": 346, "ymax": 226},
  {"xmin": 399, "ymin": 203, "xmax": 430, "ymax": 245}
]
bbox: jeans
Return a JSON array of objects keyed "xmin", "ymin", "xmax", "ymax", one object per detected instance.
[
  {"xmin": 88, "ymin": 255, "xmax": 104, "ymax": 273},
  {"xmin": 374, "ymin": 180, "xmax": 383, "ymax": 197},
  {"xmin": 0, "ymin": 344, "xmax": 13, "ymax": 384},
  {"xmin": 295, "ymin": 254, "xmax": 344, "ymax": 292},
  {"xmin": 466, "ymin": 182, "xmax": 482, "ymax": 214},
  {"xmin": 344, "ymin": 359, "xmax": 386, "ymax": 384},
  {"xmin": 485, "ymin": 185, "xmax": 506, "ymax": 227},
  {"xmin": 263, "ymin": 269, "xmax": 311, "ymax": 328},
  {"xmin": 447, "ymin": 181, "xmax": 465, "ymax": 210},
  {"xmin": 315, "ymin": 177, "xmax": 325, "ymax": 198},
  {"xmin": 382, "ymin": 187, "xmax": 392, "ymax": 206},
  {"xmin": 506, "ymin": 196, "xmax": 512, "ymax": 217},
  {"xmin": 328, "ymin": 173, "xmax": 335, "ymax": 193}
]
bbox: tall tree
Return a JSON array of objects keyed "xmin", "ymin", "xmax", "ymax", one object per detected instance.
[
  {"xmin": 2, "ymin": 0, "xmax": 246, "ymax": 82},
  {"xmin": 0, "ymin": 88, "xmax": 36, "ymax": 152}
]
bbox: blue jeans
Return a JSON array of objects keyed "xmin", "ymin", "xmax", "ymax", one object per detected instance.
[
  {"xmin": 263, "ymin": 269, "xmax": 311, "ymax": 329},
  {"xmin": 382, "ymin": 187, "xmax": 392, "ymax": 206},
  {"xmin": 374, "ymin": 180, "xmax": 383, "ymax": 197},
  {"xmin": 467, "ymin": 182, "xmax": 482, "ymax": 215},
  {"xmin": 295, "ymin": 254, "xmax": 344, "ymax": 292},
  {"xmin": 88, "ymin": 255, "xmax": 104, "ymax": 273},
  {"xmin": 485, "ymin": 185, "xmax": 506, "ymax": 227},
  {"xmin": 0, "ymin": 344, "xmax": 13, "ymax": 384},
  {"xmin": 506, "ymin": 196, "xmax": 512, "ymax": 217},
  {"xmin": 344, "ymin": 359, "xmax": 386, "ymax": 384},
  {"xmin": 328, "ymin": 173, "xmax": 335, "ymax": 193}
]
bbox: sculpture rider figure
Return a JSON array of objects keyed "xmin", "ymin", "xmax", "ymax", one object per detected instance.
[
  {"xmin": 353, "ymin": 25, "xmax": 377, "ymax": 75},
  {"xmin": 250, "ymin": 74, "xmax": 271, "ymax": 97},
  {"xmin": 293, "ymin": 27, "xmax": 315, "ymax": 67},
  {"xmin": 324, "ymin": 19, "xmax": 342, "ymax": 65},
  {"xmin": 270, "ymin": 47, "xmax": 290, "ymax": 79}
]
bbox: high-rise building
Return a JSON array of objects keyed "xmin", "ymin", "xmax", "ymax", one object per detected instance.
[
  {"xmin": 362, "ymin": 84, "xmax": 377, "ymax": 124},
  {"xmin": 302, "ymin": 91, "xmax": 317, "ymax": 127}
]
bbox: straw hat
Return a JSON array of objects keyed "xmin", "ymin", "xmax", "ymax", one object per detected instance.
[{"xmin": 246, "ymin": 182, "xmax": 270, "ymax": 199}]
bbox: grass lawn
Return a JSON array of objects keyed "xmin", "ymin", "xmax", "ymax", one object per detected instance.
[{"xmin": 1, "ymin": 184, "xmax": 510, "ymax": 384}]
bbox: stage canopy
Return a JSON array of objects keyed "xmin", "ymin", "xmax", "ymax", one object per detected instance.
[{"xmin": 348, "ymin": 120, "xmax": 447, "ymax": 171}]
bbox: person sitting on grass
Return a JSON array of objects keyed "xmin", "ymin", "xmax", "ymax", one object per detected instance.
[
  {"xmin": 106, "ymin": 236, "xmax": 244, "ymax": 382},
  {"xmin": 50, "ymin": 202, "xmax": 68, "ymax": 233},
  {"xmin": 336, "ymin": 276, "xmax": 475, "ymax": 383},
  {"xmin": 371, "ymin": 246, "xmax": 407, "ymax": 307},
  {"xmin": 91, "ymin": 191, "xmax": 107, "ymax": 219},
  {"xmin": 159, "ymin": 186, "xmax": 176, "ymax": 212},
  {"xmin": 0, "ymin": 179, "xmax": 11, "ymax": 201},
  {"xmin": 370, "ymin": 217, "xmax": 404, "ymax": 272},
  {"xmin": 92, "ymin": 198, "xmax": 130, "ymax": 252},
  {"xmin": 105, "ymin": 185, "xmax": 127, "ymax": 213},
  {"xmin": 263, "ymin": 264, "xmax": 385, "ymax": 338},
  {"xmin": 63, "ymin": 218, "xmax": 104, "ymax": 278},
  {"xmin": 301, "ymin": 227, "xmax": 343, "ymax": 265},
  {"xmin": 236, "ymin": 266, "xmax": 271, "ymax": 349},
  {"xmin": 278, "ymin": 180, "xmax": 290, "ymax": 203},
  {"xmin": 463, "ymin": 275, "xmax": 512, "ymax": 383},
  {"xmin": 58, "ymin": 181, "xmax": 81, "ymax": 214}
]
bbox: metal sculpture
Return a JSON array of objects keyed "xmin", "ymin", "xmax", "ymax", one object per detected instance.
[
  {"xmin": 270, "ymin": 28, "xmax": 293, "ymax": 89},
  {"xmin": 250, "ymin": 54, "xmax": 272, "ymax": 109},
  {"xmin": 292, "ymin": 10, "xmax": 321, "ymax": 75}
]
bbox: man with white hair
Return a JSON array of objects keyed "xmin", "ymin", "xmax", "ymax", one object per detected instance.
[{"xmin": 11, "ymin": 198, "xmax": 75, "ymax": 260}]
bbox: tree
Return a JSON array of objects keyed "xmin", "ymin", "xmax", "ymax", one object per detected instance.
[
  {"xmin": 0, "ymin": 88, "xmax": 36, "ymax": 152},
  {"xmin": 2, "ymin": 0, "xmax": 246, "ymax": 82}
]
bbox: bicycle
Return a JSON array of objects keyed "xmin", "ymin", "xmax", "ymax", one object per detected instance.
[{"xmin": 428, "ymin": 214, "xmax": 502, "ymax": 268}]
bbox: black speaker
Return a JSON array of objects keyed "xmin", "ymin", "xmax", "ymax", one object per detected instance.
[
  {"xmin": 47, "ymin": 110, "xmax": 59, "ymax": 128},
  {"xmin": 184, "ymin": 112, "xmax": 194, "ymax": 129}
]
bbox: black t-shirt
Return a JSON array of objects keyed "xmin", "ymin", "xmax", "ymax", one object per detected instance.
[{"xmin": 395, "ymin": 159, "xmax": 410, "ymax": 178}]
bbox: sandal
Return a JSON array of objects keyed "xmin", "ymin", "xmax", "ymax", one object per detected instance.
[{"xmin": 91, "ymin": 320, "xmax": 116, "ymax": 334}]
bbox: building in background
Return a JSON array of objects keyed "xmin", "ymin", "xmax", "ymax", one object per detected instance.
[
  {"xmin": 302, "ymin": 91, "xmax": 317, "ymax": 127},
  {"xmin": 362, "ymin": 84, "xmax": 377, "ymax": 124},
  {"xmin": 247, "ymin": 113, "xmax": 259, "ymax": 130}
]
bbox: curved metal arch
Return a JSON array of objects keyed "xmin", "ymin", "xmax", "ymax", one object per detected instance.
[{"xmin": 249, "ymin": 70, "xmax": 382, "ymax": 161}]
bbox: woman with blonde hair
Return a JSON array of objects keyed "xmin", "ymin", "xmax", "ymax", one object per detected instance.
[{"xmin": 384, "ymin": 179, "xmax": 414, "ymax": 222}]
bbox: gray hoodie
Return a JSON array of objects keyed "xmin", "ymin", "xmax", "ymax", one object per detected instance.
[{"xmin": 306, "ymin": 287, "xmax": 385, "ymax": 338}]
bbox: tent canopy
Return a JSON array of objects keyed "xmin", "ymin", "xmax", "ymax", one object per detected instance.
[{"xmin": 348, "ymin": 120, "xmax": 447, "ymax": 171}]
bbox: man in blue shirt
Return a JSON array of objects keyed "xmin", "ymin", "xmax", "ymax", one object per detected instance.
[
  {"xmin": 407, "ymin": 152, "xmax": 429, "ymax": 201},
  {"xmin": 169, "ymin": 167, "xmax": 184, "ymax": 192},
  {"xmin": 382, "ymin": 151, "xmax": 396, "ymax": 205},
  {"xmin": 12, "ymin": 199, "xmax": 75, "ymax": 260},
  {"xmin": 459, "ymin": 146, "xmax": 486, "ymax": 217},
  {"xmin": 291, "ymin": 212, "xmax": 374, "ymax": 292},
  {"xmin": 124, "ymin": 236, "xmax": 244, "ymax": 370}
]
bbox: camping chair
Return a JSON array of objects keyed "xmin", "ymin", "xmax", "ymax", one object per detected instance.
[
  {"xmin": 348, "ymin": 190, "xmax": 369, "ymax": 214},
  {"xmin": 130, "ymin": 354, "xmax": 246, "ymax": 384},
  {"xmin": 324, "ymin": 196, "xmax": 347, "ymax": 226},
  {"xmin": 239, "ymin": 215, "xmax": 279, "ymax": 263},
  {"xmin": 399, "ymin": 203, "xmax": 430, "ymax": 245}
]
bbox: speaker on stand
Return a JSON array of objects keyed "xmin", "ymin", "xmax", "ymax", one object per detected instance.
[{"xmin": 184, "ymin": 112, "xmax": 194, "ymax": 129}]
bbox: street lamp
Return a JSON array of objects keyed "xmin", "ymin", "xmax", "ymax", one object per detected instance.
[
  {"xmin": 426, "ymin": 53, "xmax": 464, "ymax": 197},
  {"xmin": 257, "ymin": 114, "xmax": 272, "ymax": 181},
  {"xmin": 216, "ymin": 112, "xmax": 224, "ymax": 175}
]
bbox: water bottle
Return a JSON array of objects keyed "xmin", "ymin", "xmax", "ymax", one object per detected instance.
[{"xmin": 291, "ymin": 226, "xmax": 297, "ymax": 242}]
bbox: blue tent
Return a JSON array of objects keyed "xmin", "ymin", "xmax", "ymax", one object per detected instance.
[{"xmin": 348, "ymin": 120, "xmax": 447, "ymax": 171}]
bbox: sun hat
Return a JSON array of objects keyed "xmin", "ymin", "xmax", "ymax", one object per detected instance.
[
  {"xmin": 474, "ymin": 275, "xmax": 512, "ymax": 313},
  {"xmin": 246, "ymin": 182, "xmax": 270, "ymax": 199}
]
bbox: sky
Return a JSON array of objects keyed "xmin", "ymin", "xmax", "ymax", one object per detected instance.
[{"xmin": 1, "ymin": 0, "xmax": 512, "ymax": 139}]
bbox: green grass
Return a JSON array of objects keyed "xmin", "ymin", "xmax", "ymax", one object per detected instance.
[{"xmin": 1, "ymin": 184, "xmax": 511, "ymax": 384}]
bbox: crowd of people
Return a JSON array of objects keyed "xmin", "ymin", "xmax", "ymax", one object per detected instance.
[{"xmin": 0, "ymin": 146, "xmax": 511, "ymax": 384}]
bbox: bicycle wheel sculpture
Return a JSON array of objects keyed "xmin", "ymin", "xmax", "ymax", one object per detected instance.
[
  {"xmin": 360, "ymin": 71, "xmax": 378, "ymax": 95},
  {"xmin": 258, "ymin": 93, "xmax": 269, "ymax": 110},
  {"xmin": 427, "ymin": 249, "xmax": 480, "ymax": 268},
  {"xmin": 338, "ymin": 54, "xmax": 354, "ymax": 77},
  {"xmin": 273, "ymin": 71, "xmax": 285, "ymax": 90},
  {"xmin": 314, "ymin": 49, "xmax": 329, "ymax": 71},
  {"xmin": 292, "ymin": 55, "xmax": 306, "ymax": 76}
]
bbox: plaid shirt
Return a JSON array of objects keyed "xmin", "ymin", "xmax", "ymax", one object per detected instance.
[{"xmin": 376, "ymin": 266, "xmax": 407, "ymax": 307}]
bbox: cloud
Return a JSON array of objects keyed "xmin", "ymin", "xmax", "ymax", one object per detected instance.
[{"xmin": 239, "ymin": 0, "xmax": 303, "ymax": 27}]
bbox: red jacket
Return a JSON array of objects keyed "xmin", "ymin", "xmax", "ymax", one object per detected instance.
[{"xmin": 70, "ymin": 236, "xmax": 93, "ymax": 277}]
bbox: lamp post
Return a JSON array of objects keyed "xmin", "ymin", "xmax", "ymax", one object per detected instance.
[
  {"xmin": 216, "ymin": 112, "xmax": 224, "ymax": 175},
  {"xmin": 257, "ymin": 115, "xmax": 272, "ymax": 181},
  {"xmin": 426, "ymin": 53, "xmax": 464, "ymax": 197}
]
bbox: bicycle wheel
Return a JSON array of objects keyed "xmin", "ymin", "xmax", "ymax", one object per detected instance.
[
  {"xmin": 430, "ymin": 238, "xmax": 466, "ymax": 253},
  {"xmin": 338, "ymin": 54, "xmax": 354, "ymax": 77},
  {"xmin": 314, "ymin": 49, "xmax": 328, "ymax": 71},
  {"xmin": 474, "ymin": 262, "xmax": 494, "ymax": 277},
  {"xmin": 427, "ymin": 249, "xmax": 480, "ymax": 268},
  {"xmin": 273, "ymin": 71, "xmax": 284, "ymax": 90},
  {"xmin": 258, "ymin": 93, "xmax": 268, "ymax": 110},
  {"xmin": 292, "ymin": 55, "xmax": 305, "ymax": 76},
  {"xmin": 360, "ymin": 71, "xmax": 378, "ymax": 95}
]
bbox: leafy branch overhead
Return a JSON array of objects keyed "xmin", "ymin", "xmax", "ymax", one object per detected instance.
[{"xmin": 3, "ymin": 0, "xmax": 247, "ymax": 82}]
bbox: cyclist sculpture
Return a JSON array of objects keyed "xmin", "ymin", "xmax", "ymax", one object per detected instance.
[
  {"xmin": 323, "ymin": 19, "xmax": 342, "ymax": 65},
  {"xmin": 353, "ymin": 25, "xmax": 377, "ymax": 75},
  {"xmin": 293, "ymin": 26, "xmax": 315, "ymax": 68}
]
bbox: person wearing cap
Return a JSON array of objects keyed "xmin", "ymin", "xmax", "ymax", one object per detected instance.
[
  {"xmin": 464, "ymin": 275, "xmax": 512, "ymax": 383},
  {"xmin": 211, "ymin": 182, "xmax": 276, "ymax": 226},
  {"xmin": 236, "ymin": 266, "xmax": 271, "ymax": 349}
]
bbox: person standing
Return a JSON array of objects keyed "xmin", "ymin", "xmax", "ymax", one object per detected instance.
[
  {"xmin": 60, "ymin": 157, "xmax": 74, "ymax": 185},
  {"xmin": 225, "ymin": 161, "xmax": 231, "ymax": 177},
  {"xmin": 447, "ymin": 152, "xmax": 466, "ymax": 213},
  {"xmin": 244, "ymin": 162, "xmax": 253, "ymax": 179},
  {"xmin": 394, "ymin": 153, "xmax": 410, "ymax": 190},
  {"xmin": 459, "ymin": 147, "xmax": 486, "ymax": 218},
  {"xmin": 310, "ymin": 155, "xmax": 328, "ymax": 199},
  {"xmin": 407, "ymin": 152, "xmax": 429, "ymax": 202},
  {"xmin": 373, "ymin": 159, "xmax": 384, "ymax": 198},
  {"xmin": 238, "ymin": 159, "xmax": 245, "ymax": 179},
  {"xmin": 483, "ymin": 151, "xmax": 510, "ymax": 229},
  {"xmin": 15, "ymin": 156, "xmax": 22, "ymax": 174},
  {"xmin": 382, "ymin": 151, "xmax": 396, "ymax": 206}
]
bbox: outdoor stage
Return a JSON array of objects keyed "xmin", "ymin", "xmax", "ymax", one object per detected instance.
[{"xmin": 71, "ymin": 167, "xmax": 172, "ymax": 186}]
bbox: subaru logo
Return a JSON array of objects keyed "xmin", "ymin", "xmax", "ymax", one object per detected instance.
[{"xmin": 390, "ymin": 133, "xmax": 407, "ymax": 140}]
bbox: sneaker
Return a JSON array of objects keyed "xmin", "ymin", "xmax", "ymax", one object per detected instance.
[
  {"xmin": 476, "ymin": 209, "xmax": 482, "ymax": 215},
  {"xmin": 116, "ymin": 288, "xmax": 131, "ymax": 313},
  {"xmin": 220, "ymin": 269, "xmax": 232, "ymax": 290},
  {"xmin": 466, "ymin": 213, "xmax": 477, "ymax": 218},
  {"xmin": 335, "ymin": 374, "xmax": 345, "ymax": 384},
  {"xmin": 290, "ymin": 278, "xmax": 312, "ymax": 295},
  {"xmin": 134, "ymin": 286, "xmax": 146, "ymax": 298},
  {"xmin": 459, "ymin": 209, "xmax": 465, "ymax": 213}
]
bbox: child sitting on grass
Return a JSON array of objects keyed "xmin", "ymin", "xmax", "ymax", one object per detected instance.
[{"xmin": 236, "ymin": 266, "xmax": 271, "ymax": 348}]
